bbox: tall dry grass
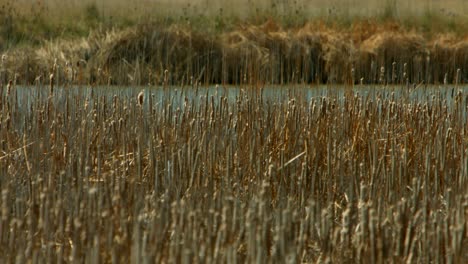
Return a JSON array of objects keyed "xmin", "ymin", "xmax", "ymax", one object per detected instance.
[
  {"xmin": 1, "ymin": 21, "xmax": 467, "ymax": 86},
  {"xmin": 0, "ymin": 83, "xmax": 467, "ymax": 262}
]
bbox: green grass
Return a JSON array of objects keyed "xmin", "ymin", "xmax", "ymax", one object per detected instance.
[{"xmin": 1, "ymin": 0, "xmax": 467, "ymax": 49}]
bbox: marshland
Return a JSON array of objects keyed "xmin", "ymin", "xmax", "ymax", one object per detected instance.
[{"xmin": 1, "ymin": 0, "xmax": 468, "ymax": 263}]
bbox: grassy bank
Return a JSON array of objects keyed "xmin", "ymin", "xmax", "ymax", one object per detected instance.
[
  {"xmin": 1, "ymin": 20, "xmax": 467, "ymax": 86},
  {"xmin": 2, "ymin": 0, "xmax": 468, "ymax": 48},
  {"xmin": 1, "ymin": 1, "xmax": 468, "ymax": 86}
]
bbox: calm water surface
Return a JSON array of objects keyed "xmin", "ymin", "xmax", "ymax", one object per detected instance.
[
  {"xmin": 3, "ymin": 84, "xmax": 467, "ymax": 131},
  {"xmin": 9, "ymin": 84, "xmax": 468, "ymax": 108}
]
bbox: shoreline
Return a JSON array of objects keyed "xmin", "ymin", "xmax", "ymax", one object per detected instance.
[{"xmin": 1, "ymin": 20, "xmax": 467, "ymax": 86}]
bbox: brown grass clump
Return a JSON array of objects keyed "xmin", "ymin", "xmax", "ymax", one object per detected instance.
[
  {"xmin": 429, "ymin": 35, "xmax": 468, "ymax": 84},
  {"xmin": 86, "ymin": 25, "xmax": 224, "ymax": 86},
  {"xmin": 358, "ymin": 31, "xmax": 426, "ymax": 84},
  {"xmin": 221, "ymin": 20, "xmax": 288, "ymax": 85},
  {"xmin": 0, "ymin": 21, "xmax": 467, "ymax": 86},
  {"xmin": 313, "ymin": 29, "xmax": 356, "ymax": 84}
]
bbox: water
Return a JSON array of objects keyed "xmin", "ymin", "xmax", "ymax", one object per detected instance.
[
  {"xmin": 2, "ymin": 84, "xmax": 468, "ymax": 136},
  {"xmin": 7, "ymin": 84, "xmax": 468, "ymax": 110}
]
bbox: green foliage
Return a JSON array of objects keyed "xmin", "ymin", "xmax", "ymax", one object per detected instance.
[
  {"xmin": 382, "ymin": 0, "xmax": 398, "ymax": 21},
  {"xmin": 0, "ymin": 0, "xmax": 467, "ymax": 51},
  {"xmin": 84, "ymin": 3, "xmax": 101, "ymax": 27}
]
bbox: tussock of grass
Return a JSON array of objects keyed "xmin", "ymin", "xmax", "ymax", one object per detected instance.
[{"xmin": 1, "ymin": 21, "xmax": 467, "ymax": 86}]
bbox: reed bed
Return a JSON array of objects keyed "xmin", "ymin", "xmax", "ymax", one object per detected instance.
[
  {"xmin": 0, "ymin": 83, "xmax": 467, "ymax": 263},
  {"xmin": 2, "ymin": 21, "xmax": 467, "ymax": 87}
]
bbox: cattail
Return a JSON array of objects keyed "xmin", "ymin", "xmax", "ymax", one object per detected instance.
[
  {"xmin": 52, "ymin": 59, "xmax": 58, "ymax": 86},
  {"xmin": 425, "ymin": 53, "xmax": 430, "ymax": 83},
  {"xmin": 49, "ymin": 73, "xmax": 54, "ymax": 93},
  {"xmin": 0, "ymin": 55, "xmax": 5, "ymax": 86},
  {"xmin": 76, "ymin": 60, "xmax": 83, "ymax": 84},
  {"xmin": 341, "ymin": 207, "xmax": 351, "ymax": 245},
  {"xmin": 1, "ymin": 55, "xmax": 5, "ymax": 71},
  {"xmin": 403, "ymin": 63, "xmax": 408, "ymax": 84},
  {"xmin": 164, "ymin": 69, "xmax": 169, "ymax": 87},
  {"xmin": 97, "ymin": 67, "xmax": 102, "ymax": 85},
  {"xmin": 1, "ymin": 54, "xmax": 6, "ymax": 77},
  {"xmin": 455, "ymin": 68, "xmax": 461, "ymax": 85},
  {"xmin": 33, "ymin": 76, "xmax": 42, "ymax": 88},
  {"xmin": 65, "ymin": 61, "xmax": 73, "ymax": 85},
  {"xmin": 1, "ymin": 52, "xmax": 468, "ymax": 263},
  {"xmin": 14, "ymin": 73, "xmax": 19, "ymax": 86},
  {"xmin": 379, "ymin": 66, "xmax": 385, "ymax": 84},
  {"xmin": 137, "ymin": 90, "xmax": 144, "ymax": 106},
  {"xmin": 6, "ymin": 80, "xmax": 12, "ymax": 95}
]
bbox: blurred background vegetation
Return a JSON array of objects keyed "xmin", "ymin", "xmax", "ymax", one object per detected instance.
[{"xmin": 1, "ymin": 0, "xmax": 467, "ymax": 49}]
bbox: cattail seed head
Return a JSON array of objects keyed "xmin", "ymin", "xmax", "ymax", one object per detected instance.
[
  {"xmin": 6, "ymin": 80, "xmax": 12, "ymax": 95},
  {"xmin": 137, "ymin": 90, "xmax": 144, "ymax": 106},
  {"xmin": 379, "ymin": 66, "xmax": 385, "ymax": 84},
  {"xmin": 1, "ymin": 54, "xmax": 6, "ymax": 66},
  {"xmin": 49, "ymin": 73, "xmax": 55, "ymax": 93},
  {"xmin": 456, "ymin": 68, "xmax": 461, "ymax": 85}
]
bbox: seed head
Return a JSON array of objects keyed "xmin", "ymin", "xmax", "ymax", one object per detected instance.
[
  {"xmin": 50, "ymin": 73, "xmax": 55, "ymax": 93},
  {"xmin": 6, "ymin": 80, "xmax": 12, "ymax": 95},
  {"xmin": 137, "ymin": 90, "xmax": 144, "ymax": 106}
]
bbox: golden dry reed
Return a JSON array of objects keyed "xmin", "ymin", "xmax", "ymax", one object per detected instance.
[
  {"xmin": 2, "ymin": 21, "xmax": 467, "ymax": 86},
  {"xmin": 0, "ymin": 83, "xmax": 467, "ymax": 262}
]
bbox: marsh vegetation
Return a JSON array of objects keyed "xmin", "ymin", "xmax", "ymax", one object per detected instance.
[
  {"xmin": 0, "ymin": 0, "xmax": 467, "ymax": 87},
  {"xmin": 1, "ymin": 84, "xmax": 467, "ymax": 262},
  {"xmin": 0, "ymin": 0, "xmax": 467, "ymax": 263}
]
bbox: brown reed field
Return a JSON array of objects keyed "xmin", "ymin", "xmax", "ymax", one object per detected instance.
[
  {"xmin": 0, "ymin": 0, "xmax": 468, "ymax": 263},
  {"xmin": 1, "ymin": 83, "xmax": 467, "ymax": 263}
]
